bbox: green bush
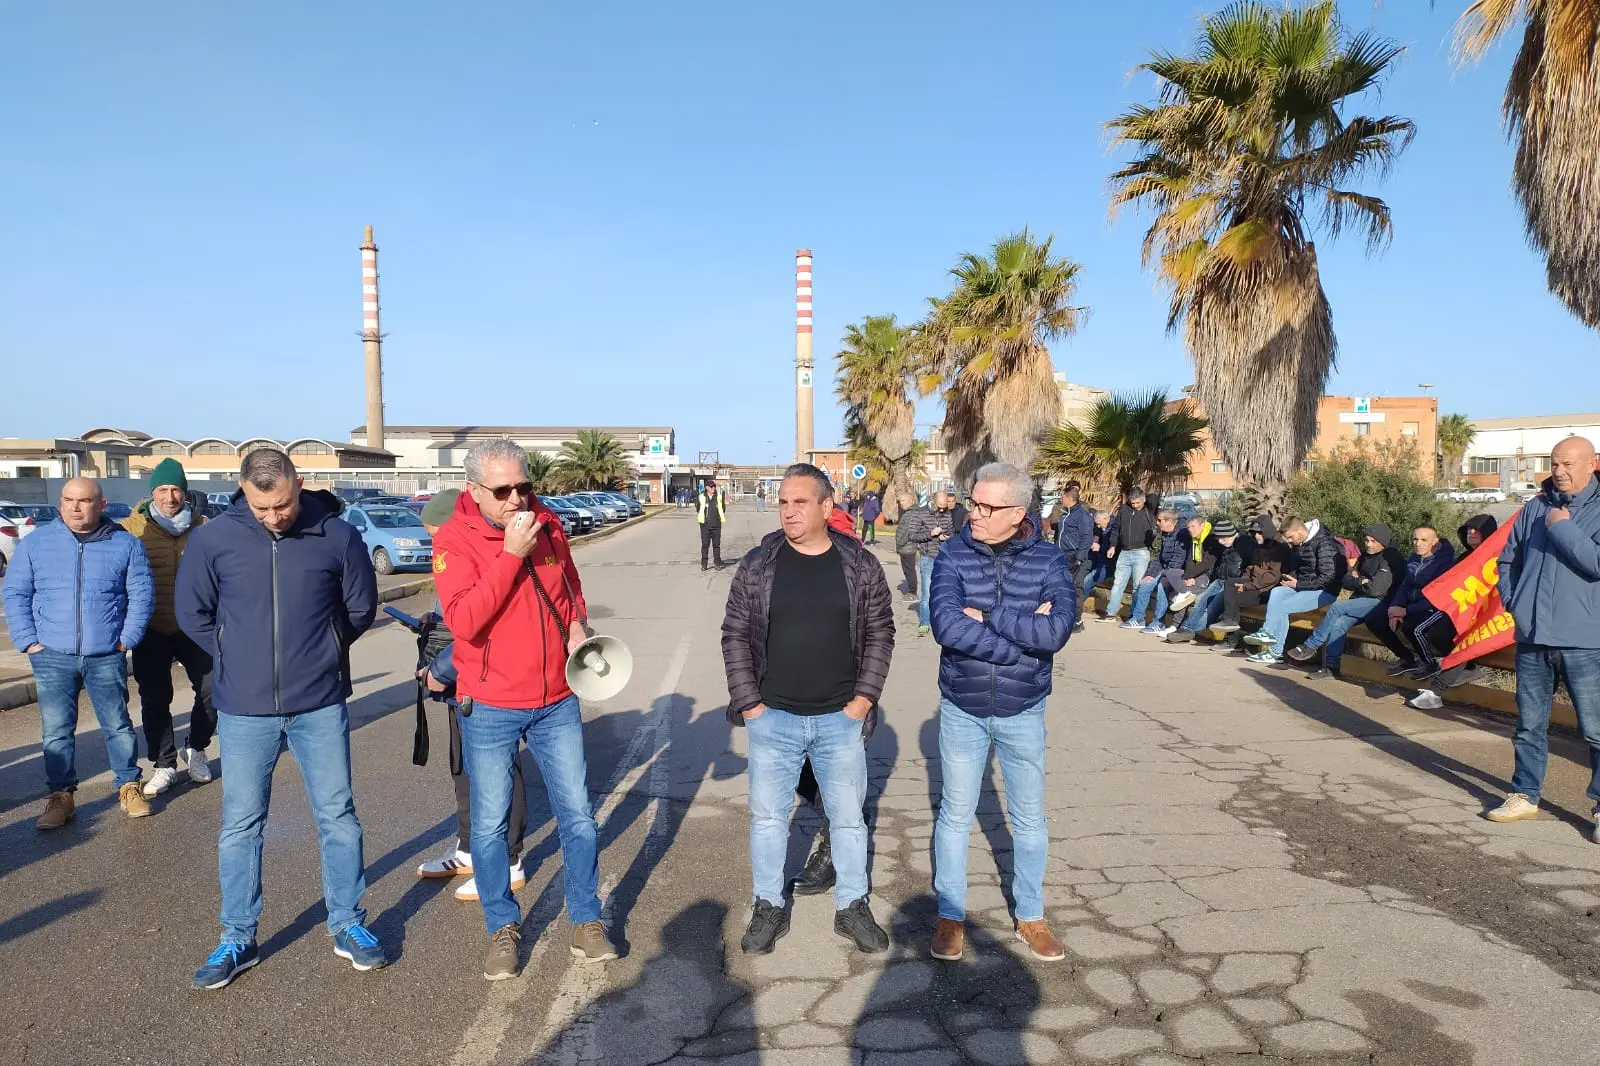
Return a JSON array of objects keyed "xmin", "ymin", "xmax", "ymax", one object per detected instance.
[{"xmin": 1285, "ymin": 439, "xmax": 1466, "ymax": 542}]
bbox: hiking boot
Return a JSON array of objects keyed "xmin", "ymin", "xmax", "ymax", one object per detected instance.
[
  {"xmin": 333, "ymin": 924, "xmax": 388, "ymax": 971},
  {"xmin": 1286, "ymin": 644, "xmax": 1320, "ymax": 663},
  {"xmin": 192, "ymin": 941, "xmax": 259, "ymax": 990},
  {"xmin": 1385, "ymin": 658, "xmax": 1419, "ymax": 677},
  {"xmin": 793, "ymin": 828, "xmax": 835, "ymax": 896},
  {"xmin": 1165, "ymin": 629, "xmax": 1196, "ymax": 644},
  {"xmin": 1486, "ymin": 793, "xmax": 1540, "ymax": 823},
  {"xmin": 36, "ymin": 791, "xmax": 75, "ymax": 831},
  {"xmin": 741, "ymin": 899, "xmax": 790, "ymax": 955},
  {"xmin": 142, "ymin": 766, "xmax": 179, "ymax": 798},
  {"xmin": 570, "ymin": 920, "xmax": 618, "ymax": 962},
  {"xmin": 484, "ymin": 924, "xmax": 521, "ymax": 981},
  {"xmin": 930, "ymin": 918, "xmax": 965, "ymax": 961},
  {"xmin": 418, "ymin": 847, "xmax": 472, "ymax": 879},
  {"xmin": 834, "ymin": 898, "xmax": 889, "ymax": 954},
  {"xmin": 1015, "ymin": 919, "xmax": 1065, "ymax": 962},
  {"xmin": 119, "ymin": 781, "xmax": 152, "ymax": 818}
]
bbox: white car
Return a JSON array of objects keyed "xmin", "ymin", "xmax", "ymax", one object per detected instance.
[{"xmin": 1456, "ymin": 487, "xmax": 1507, "ymax": 504}]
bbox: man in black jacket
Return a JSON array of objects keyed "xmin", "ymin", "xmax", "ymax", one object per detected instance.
[
  {"xmin": 1101, "ymin": 487, "xmax": 1155, "ymax": 620},
  {"xmin": 1053, "ymin": 483, "xmax": 1094, "ymax": 629},
  {"xmin": 1367, "ymin": 525, "xmax": 1459, "ymax": 680},
  {"xmin": 1244, "ymin": 517, "xmax": 1346, "ymax": 663},
  {"xmin": 1286, "ymin": 523, "xmax": 1405, "ymax": 678}
]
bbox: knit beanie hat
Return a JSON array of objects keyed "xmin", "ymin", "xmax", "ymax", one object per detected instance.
[
  {"xmin": 149, "ymin": 458, "xmax": 188, "ymax": 492},
  {"xmin": 1211, "ymin": 518, "xmax": 1239, "ymax": 539},
  {"xmin": 420, "ymin": 489, "xmax": 461, "ymax": 527}
]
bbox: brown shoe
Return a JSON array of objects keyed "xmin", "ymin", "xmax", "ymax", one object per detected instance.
[
  {"xmin": 1015, "ymin": 919, "xmax": 1065, "ymax": 962},
  {"xmin": 119, "ymin": 781, "xmax": 152, "ymax": 818},
  {"xmin": 930, "ymin": 917, "xmax": 965, "ymax": 961},
  {"xmin": 570, "ymin": 920, "xmax": 618, "ymax": 962},
  {"xmin": 36, "ymin": 791, "xmax": 75, "ymax": 831},
  {"xmin": 483, "ymin": 923, "xmax": 521, "ymax": 981}
]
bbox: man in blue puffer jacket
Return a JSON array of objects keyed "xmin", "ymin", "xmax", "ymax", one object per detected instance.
[
  {"xmin": 928, "ymin": 462, "xmax": 1075, "ymax": 966},
  {"xmin": 3, "ymin": 477, "xmax": 154, "ymax": 828},
  {"xmin": 176, "ymin": 450, "xmax": 382, "ymax": 989}
]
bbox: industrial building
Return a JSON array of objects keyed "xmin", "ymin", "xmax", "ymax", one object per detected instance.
[{"xmin": 1459, "ymin": 412, "xmax": 1600, "ymax": 488}]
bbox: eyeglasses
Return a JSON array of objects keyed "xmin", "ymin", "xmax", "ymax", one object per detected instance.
[
  {"xmin": 476, "ymin": 480, "xmax": 534, "ymax": 501},
  {"xmin": 967, "ymin": 499, "xmax": 1023, "ymax": 519}
]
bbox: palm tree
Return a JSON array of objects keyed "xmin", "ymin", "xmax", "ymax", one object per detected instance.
[
  {"xmin": 554, "ymin": 429, "xmax": 635, "ymax": 492},
  {"xmin": 1437, "ymin": 412, "xmax": 1477, "ymax": 485},
  {"xmin": 835, "ymin": 314, "xmax": 916, "ymax": 513},
  {"xmin": 845, "ymin": 422, "xmax": 930, "ymax": 515},
  {"xmin": 1107, "ymin": 1, "xmax": 1414, "ymax": 513},
  {"xmin": 1032, "ymin": 390, "xmax": 1209, "ymax": 502},
  {"xmin": 917, "ymin": 230, "xmax": 1087, "ymax": 488},
  {"xmin": 1458, "ymin": 2, "xmax": 1600, "ymax": 326},
  {"xmin": 526, "ymin": 450, "xmax": 559, "ymax": 495}
]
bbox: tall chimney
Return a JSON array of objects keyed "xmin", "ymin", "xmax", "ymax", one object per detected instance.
[
  {"xmin": 795, "ymin": 249, "xmax": 814, "ymax": 461},
  {"xmin": 361, "ymin": 225, "xmax": 385, "ymax": 452}
]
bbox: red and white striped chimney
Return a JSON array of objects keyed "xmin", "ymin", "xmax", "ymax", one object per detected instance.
[
  {"xmin": 795, "ymin": 249, "xmax": 814, "ymax": 460},
  {"xmin": 361, "ymin": 226, "xmax": 384, "ymax": 452}
]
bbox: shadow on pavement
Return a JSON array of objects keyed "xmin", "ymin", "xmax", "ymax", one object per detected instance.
[{"xmin": 0, "ymin": 888, "xmax": 101, "ymax": 948}]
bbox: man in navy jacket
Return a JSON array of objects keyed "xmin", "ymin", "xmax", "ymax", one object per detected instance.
[
  {"xmin": 176, "ymin": 450, "xmax": 381, "ymax": 989},
  {"xmin": 928, "ymin": 462, "xmax": 1074, "ymax": 965}
]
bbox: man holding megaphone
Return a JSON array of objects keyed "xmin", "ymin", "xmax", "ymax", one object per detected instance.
[{"xmin": 431, "ymin": 440, "xmax": 617, "ymax": 981}]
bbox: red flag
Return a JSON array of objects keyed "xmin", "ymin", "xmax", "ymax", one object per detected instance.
[{"xmin": 1421, "ymin": 512, "xmax": 1520, "ymax": 669}]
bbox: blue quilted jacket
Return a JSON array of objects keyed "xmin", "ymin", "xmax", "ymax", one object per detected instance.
[
  {"xmin": 930, "ymin": 519, "xmax": 1076, "ymax": 717},
  {"xmin": 2, "ymin": 516, "xmax": 154, "ymax": 655}
]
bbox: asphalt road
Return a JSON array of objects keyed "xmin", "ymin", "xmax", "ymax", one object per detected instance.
[{"xmin": 2, "ymin": 506, "xmax": 1599, "ymax": 1066}]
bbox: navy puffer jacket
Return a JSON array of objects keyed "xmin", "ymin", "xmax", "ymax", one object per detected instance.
[{"xmin": 930, "ymin": 518, "xmax": 1076, "ymax": 718}]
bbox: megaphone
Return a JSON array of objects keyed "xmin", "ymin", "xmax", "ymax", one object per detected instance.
[{"xmin": 565, "ymin": 634, "xmax": 633, "ymax": 702}]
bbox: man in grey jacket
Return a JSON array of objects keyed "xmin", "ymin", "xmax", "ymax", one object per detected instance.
[{"xmin": 1486, "ymin": 436, "xmax": 1600, "ymax": 834}]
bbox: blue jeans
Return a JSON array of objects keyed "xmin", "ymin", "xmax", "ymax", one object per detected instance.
[
  {"xmin": 934, "ymin": 698, "xmax": 1048, "ymax": 923},
  {"xmin": 746, "ymin": 707, "xmax": 869, "ymax": 909},
  {"xmin": 1511, "ymin": 645, "xmax": 1600, "ymax": 810},
  {"xmin": 216, "ymin": 704, "xmax": 366, "ymax": 944},
  {"xmin": 1129, "ymin": 575, "xmax": 1170, "ymax": 627},
  {"xmin": 917, "ymin": 555, "xmax": 936, "ymax": 628},
  {"xmin": 757, "ymin": 498, "xmax": 766, "ymax": 512},
  {"xmin": 461, "ymin": 696, "xmax": 601, "ymax": 934},
  {"xmin": 32, "ymin": 648, "xmax": 140, "ymax": 792},
  {"xmin": 1300, "ymin": 596, "xmax": 1381, "ymax": 670},
  {"xmin": 1261, "ymin": 587, "xmax": 1338, "ymax": 657},
  {"xmin": 1080, "ymin": 559, "xmax": 1108, "ymax": 606},
  {"xmin": 1181, "ymin": 582, "xmax": 1227, "ymax": 633},
  {"xmin": 1103, "ymin": 549, "xmax": 1150, "ymax": 617}
]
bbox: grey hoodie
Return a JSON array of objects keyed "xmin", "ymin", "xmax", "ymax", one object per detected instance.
[{"xmin": 1499, "ymin": 473, "xmax": 1600, "ymax": 649}]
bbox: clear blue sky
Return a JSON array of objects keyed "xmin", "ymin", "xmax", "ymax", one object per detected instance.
[{"xmin": 4, "ymin": 1, "xmax": 1595, "ymax": 463}]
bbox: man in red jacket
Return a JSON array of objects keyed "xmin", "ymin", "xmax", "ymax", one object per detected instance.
[{"xmin": 431, "ymin": 439, "xmax": 615, "ymax": 981}]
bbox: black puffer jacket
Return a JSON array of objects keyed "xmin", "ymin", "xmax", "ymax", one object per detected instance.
[
  {"xmin": 1214, "ymin": 535, "xmax": 1252, "ymax": 583},
  {"xmin": 1290, "ymin": 520, "xmax": 1347, "ymax": 591},
  {"xmin": 1344, "ymin": 522, "xmax": 1405, "ymax": 602}
]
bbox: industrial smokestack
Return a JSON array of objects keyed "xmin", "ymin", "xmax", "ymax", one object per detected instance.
[
  {"xmin": 795, "ymin": 249, "xmax": 814, "ymax": 461},
  {"xmin": 361, "ymin": 225, "xmax": 385, "ymax": 452}
]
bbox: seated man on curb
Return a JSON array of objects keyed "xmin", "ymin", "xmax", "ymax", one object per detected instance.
[
  {"xmin": 1285, "ymin": 523, "xmax": 1405, "ymax": 679},
  {"xmin": 1124, "ymin": 508, "xmax": 1183, "ymax": 635},
  {"xmin": 1165, "ymin": 518, "xmax": 1248, "ymax": 642},
  {"xmin": 1216, "ymin": 517, "xmax": 1292, "ymax": 635},
  {"xmin": 1165, "ymin": 515, "xmax": 1222, "ymax": 615},
  {"xmin": 1366, "ymin": 525, "xmax": 1458, "ymax": 681},
  {"xmin": 1244, "ymin": 517, "xmax": 1346, "ymax": 664}
]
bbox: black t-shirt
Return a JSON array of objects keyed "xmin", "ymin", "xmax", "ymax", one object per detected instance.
[{"xmin": 759, "ymin": 541, "xmax": 856, "ymax": 715}]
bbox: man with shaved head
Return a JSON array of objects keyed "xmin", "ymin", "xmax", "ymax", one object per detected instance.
[
  {"xmin": 1488, "ymin": 436, "xmax": 1600, "ymax": 835},
  {"xmin": 2, "ymin": 477, "xmax": 154, "ymax": 828}
]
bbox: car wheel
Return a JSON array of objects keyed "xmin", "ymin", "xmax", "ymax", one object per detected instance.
[{"xmin": 372, "ymin": 547, "xmax": 394, "ymax": 575}]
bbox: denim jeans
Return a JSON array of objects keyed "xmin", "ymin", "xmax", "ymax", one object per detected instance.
[
  {"xmin": 32, "ymin": 648, "xmax": 141, "ymax": 792},
  {"xmin": 1080, "ymin": 558, "xmax": 1108, "ymax": 606},
  {"xmin": 1181, "ymin": 582, "xmax": 1227, "ymax": 633},
  {"xmin": 1128, "ymin": 575, "xmax": 1170, "ymax": 627},
  {"xmin": 934, "ymin": 698, "xmax": 1048, "ymax": 923},
  {"xmin": 917, "ymin": 555, "xmax": 936, "ymax": 628},
  {"xmin": 1261, "ymin": 587, "xmax": 1338, "ymax": 657},
  {"xmin": 1103, "ymin": 549, "xmax": 1150, "ymax": 617},
  {"xmin": 1511, "ymin": 645, "xmax": 1600, "ymax": 810},
  {"xmin": 1300, "ymin": 596, "xmax": 1381, "ymax": 670},
  {"xmin": 216, "ymin": 704, "xmax": 366, "ymax": 945},
  {"xmin": 461, "ymin": 696, "xmax": 601, "ymax": 934},
  {"xmin": 746, "ymin": 707, "xmax": 869, "ymax": 909}
]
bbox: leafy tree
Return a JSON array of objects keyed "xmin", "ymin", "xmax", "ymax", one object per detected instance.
[
  {"xmin": 1437, "ymin": 412, "xmax": 1477, "ymax": 485},
  {"xmin": 1108, "ymin": 1, "xmax": 1414, "ymax": 514},
  {"xmin": 526, "ymin": 450, "xmax": 559, "ymax": 495},
  {"xmin": 1032, "ymin": 390, "xmax": 1208, "ymax": 503},
  {"xmin": 835, "ymin": 314, "xmax": 916, "ymax": 513},
  {"xmin": 1285, "ymin": 438, "xmax": 1466, "ymax": 543},
  {"xmin": 917, "ymin": 229, "xmax": 1087, "ymax": 487},
  {"xmin": 553, "ymin": 429, "xmax": 635, "ymax": 492}
]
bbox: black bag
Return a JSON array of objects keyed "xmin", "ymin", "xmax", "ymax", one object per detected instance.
[{"xmin": 411, "ymin": 612, "xmax": 454, "ymax": 767}]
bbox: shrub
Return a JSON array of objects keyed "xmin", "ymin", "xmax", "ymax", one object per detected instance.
[{"xmin": 1285, "ymin": 439, "xmax": 1466, "ymax": 541}]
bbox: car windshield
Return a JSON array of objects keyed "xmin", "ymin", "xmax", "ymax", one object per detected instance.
[
  {"xmin": 366, "ymin": 508, "xmax": 423, "ymax": 529},
  {"xmin": 25, "ymin": 506, "xmax": 58, "ymax": 522}
]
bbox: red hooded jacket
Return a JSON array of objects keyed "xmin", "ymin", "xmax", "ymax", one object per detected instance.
[
  {"xmin": 431, "ymin": 492, "xmax": 588, "ymax": 709},
  {"xmin": 827, "ymin": 507, "xmax": 860, "ymax": 540}
]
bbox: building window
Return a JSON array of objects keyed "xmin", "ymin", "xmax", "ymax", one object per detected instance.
[
  {"xmin": 1402, "ymin": 421, "xmax": 1419, "ymax": 437},
  {"xmin": 107, "ymin": 456, "xmax": 128, "ymax": 478},
  {"xmin": 288, "ymin": 441, "xmax": 333, "ymax": 456},
  {"xmin": 1532, "ymin": 456, "xmax": 1551, "ymax": 472},
  {"xmin": 239, "ymin": 441, "xmax": 283, "ymax": 457},
  {"xmin": 193, "ymin": 441, "xmax": 231, "ymax": 455},
  {"xmin": 1471, "ymin": 457, "xmax": 1501, "ymax": 474},
  {"xmin": 148, "ymin": 441, "xmax": 182, "ymax": 455},
  {"xmin": 1353, "ymin": 422, "xmax": 1370, "ymax": 437},
  {"xmin": 1210, "ymin": 460, "xmax": 1227, "ymax": 474}
]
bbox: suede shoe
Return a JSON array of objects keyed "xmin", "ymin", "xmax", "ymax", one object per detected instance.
[
  {"xmin": 570, "ymin": 920, "xmax": 618, "ymax": 962},
  {"xmin": 36, "ymin": 791, "xmax": 74, "ymax": 831},
  {"xmin": 333, "ymin": 924, "xmax": 388, "ymax": 971},
  {"xmin": 834, "ymin": 898, "xmax": 889, "ymax": 954},
  {"xmin": 119, "ymin": 781, "xmax": 152, "ymax": 818},
  {"xmin": 1286, "ymin": 644, "xmax": 1320, "ymax": 663},
  {"xmin": 1015, "ymin": 919, "xmax": 1065, "ymax": 962},
  {"xmin": 484, "ymin": 924, "xmax": 521, "ymax": 981},
  {"xmin": 1486, "ymin": 793, "xmax": 1540, "ymax": 823},
  {"xmin": 930, "ymin": 918, "xmax": 965, "ymax": 961},
  {"xmin": 193, "ymin": 941, "xmax": 259, "ymax": 990},
  {"xmin": 741, "ymin": 899, "xmax": 790, "ymax": 955}
]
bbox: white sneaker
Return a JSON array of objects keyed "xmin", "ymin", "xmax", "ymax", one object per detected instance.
[
  {"xmin": 1151, "ymin": 625, "xmax": 1177, "ymax": 638},
  {"xmin": 184, "ymin": 747, "xmax": 213, "ymax": 784},
  {"xmin": 418, "ymin": 848, "xmax": 473, "ymax": 879},
  {"xmin": 1169, "ymin": 592, "xmax": 1197, "ymax": 611},
  {"xmin": 1486, "ymin": 793, "xmax": 1540, "ymax": 823},
  {"xmin": 455, "ymin": 863, "xmax": 528, "ymax": 901},
  {"xmin": 142, "ymin": 766, "xmax": 179, "ymax": 798}
]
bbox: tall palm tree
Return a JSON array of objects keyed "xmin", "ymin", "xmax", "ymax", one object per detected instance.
[
  {"xmin": 554, "ymin": 429, "xmax": 635, "ymax": 492},
  {"xmin": 526, "ymin": 450, "xmax": 559, "ymax": 495},
  {"xmin": 835, "ymin": 314, "xmax": 916, "ymax": 513},
  {"xmin": 1032, "ymin": 390, "xmax": 1209, "ymax": 502},
  {"xmin": 917, "ymin": 230, "xmax": 1086, "ymax": 488},
  {"xmin": 1458, "ymin": 1, "xmax": 1600, "ymax": 326},
  {"xmin": 1437, "ymin": 412, "xmax": 1477, "ymax": 485},
  {"xmin": 1107, "ymin": 1, "xmax": 1414, "ymax": 513}
]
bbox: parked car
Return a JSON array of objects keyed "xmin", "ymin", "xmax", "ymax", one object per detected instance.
[
  {"xmin": 103, "ymin": 502, "xmax": 133, "ymax": 520},
  {"xmin": 207, "ymin": 492, "xmax": 235, "ymax": 506},
  {"xmin": 1456, "ymin": 487, "xmax": 1507, "ymax": 504},
  {"xmin": 1509, "ymin": 481, "xmax": 1542, "ymax": 501},
  {"xmin": 570, "ymin": 493, "xmax": 627, "ymax": 523},
  {"xmin": 552, "ymin": 496, "xmax": 606, "ymax": 528},
  {"xmin": 335, "ymin": 487, "xmax": 386, "ymax": 505},
  {"xmin": 595, "ymin": 491, "xmax": 644, "ymax": 516},
  {"xmin": 0, "ymin": 504, "xmax": 62, "ymax": 575},
  {"xmin": 543, "ymin": 496, "xmax": 594, "ymax": 536},
  {"xmin": 412, "ymin": 492, "xmax": 436, "ymax": 502},
  {"xmin": 340, "ymin": 504, "xmax": 434, "ymax": 575}
]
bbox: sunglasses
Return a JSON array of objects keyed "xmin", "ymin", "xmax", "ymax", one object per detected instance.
[{"xmin": 476, "ymin": 480, "xmax": 534, "ymax": 501}]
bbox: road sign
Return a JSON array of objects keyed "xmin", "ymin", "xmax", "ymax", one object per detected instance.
[{"xmin": 851, "ymin": 464, "xmax": 867, "ymax": 480}]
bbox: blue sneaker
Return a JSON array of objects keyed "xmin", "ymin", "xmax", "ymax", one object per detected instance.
[
  {"xmin": 333, "ymin": 924, "xmax": 388, "ymax": 971},
  {"xmin": 193, "ymin": 941, "xmax": 259, "ymax": 990},
  {"xmin": 1118, "ymin": 620, "xmax": 1143, "ymax": 630}
]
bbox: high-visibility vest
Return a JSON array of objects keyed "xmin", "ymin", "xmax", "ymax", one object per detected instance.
[{"xmin": 697, "ymin": 491, "xmax": 726, "ymax": 524}]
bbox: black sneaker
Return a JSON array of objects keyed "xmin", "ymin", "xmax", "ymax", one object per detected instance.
[
  {"xmin": 1385, "ymin": 658, "xmax": 1419, "ymax": 677},
  {"xmin": 834, "ymin": 897, "xmax": 889, "ymax": 954},
  {"xmin": 1211, "ymin": 620, "xmax": 1240, "ymax": 633},
  {"xmin": 1165, "ymin": 629, "xmax": 1196, "ymax": 644},
  {"xmin": 1286, "ymin": 644, "xmax": 1319, "ymax": 663},
  {"xmin": 1307, "ymin": 667, "xmax": 1335, "ymax": 680},
  {"xmin": 793, "ymin": 830, "xmax": 835, "ymax": 896},
  {"xmin": 740, "ymin": 899, "xmax": 790, "ymax": 955},
  {"xmin": 1408, "ymin": 661, "xmax": 1442, "ymax": 681}
]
